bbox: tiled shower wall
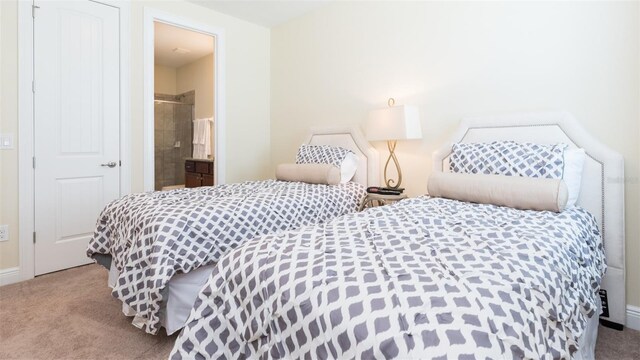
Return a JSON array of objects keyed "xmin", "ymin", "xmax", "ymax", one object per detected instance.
[{"xmin": 154, "ymin": 91, "xmax": 195, "ymax": 190}]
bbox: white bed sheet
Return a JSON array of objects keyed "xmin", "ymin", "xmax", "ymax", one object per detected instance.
[
  {"xmin": 108, "ymin": 264, "xmax": 216, "ymax": 335},
  {"xmin": 575, "ymin": 296, "xmax": 601, "ymax": 360}
]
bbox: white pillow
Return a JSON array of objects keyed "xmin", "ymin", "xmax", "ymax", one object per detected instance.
[
  {"xmin": 563, "ymin": 148, "xmax": 586, "ymax": 208},
  {"xmin": 340, "ymin": 152, "xmax": 358, "ymax": 183}
]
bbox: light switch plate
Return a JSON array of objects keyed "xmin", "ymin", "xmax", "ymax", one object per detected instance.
[{"xmin": 0, "ymin": 133, "xmax": 14, "ymax": 150}]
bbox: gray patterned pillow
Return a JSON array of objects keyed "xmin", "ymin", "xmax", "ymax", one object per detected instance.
[
  {"xmin": 449, "ymin": 141, "xmax": 567, "ymax": 179},
  {"xmin": 295, "ymin": 144, "xmax": 356, "ymax": 168}
]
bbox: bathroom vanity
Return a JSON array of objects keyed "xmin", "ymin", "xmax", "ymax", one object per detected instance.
[{"xmin": 185, "ymin": 159, "xmax": 214, "ymax": 188}]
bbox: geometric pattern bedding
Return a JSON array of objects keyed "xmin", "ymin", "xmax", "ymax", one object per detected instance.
[
  {"xmin": 171, "ymin": 196, "xmax": 605, "ymax": 359},
  {"xmin": 86, "ymin": 180, "xmax": 365, "ymax": 334},
  {"xmin": 450, "ymin": 141, "xmax": 567, "ymax": 178},
  {"xmin": 295, "ymin": 144, "xmax": 355, "ymax": 168}
]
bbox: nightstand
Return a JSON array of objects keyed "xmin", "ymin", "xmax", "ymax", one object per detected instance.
[{"xmin": 359, "ymin": 193, "xmax": 408, "ymax": 211}]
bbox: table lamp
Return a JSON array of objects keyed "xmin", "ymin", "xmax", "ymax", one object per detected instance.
[{"xmin": 365, "ymin": 98, "xmax": 422, "ymax": 189}]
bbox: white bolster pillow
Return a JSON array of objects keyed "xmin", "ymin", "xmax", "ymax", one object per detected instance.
[
  {"xmin": 428, "ymin": 172, "xmax": 569, "ymax": 212},
  {"xmin": 276, "ymin": 163, "xmax": 341, "ymax": 185}
]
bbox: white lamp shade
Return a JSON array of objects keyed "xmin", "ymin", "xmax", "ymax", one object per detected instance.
[{"xmin": 365, "ymin": 105, "xmax": 422, "ymax": 141}]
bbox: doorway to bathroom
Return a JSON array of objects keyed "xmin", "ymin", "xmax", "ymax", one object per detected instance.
[
  {"xmin": 144, "ymin": 9, "xmax": 225, "ymax": 192},
  {"xmin": 153, "ymin": 22, "xmax": 214, "ymax": 191}
]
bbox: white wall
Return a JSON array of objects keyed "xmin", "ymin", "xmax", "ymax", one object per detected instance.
[
  {"xmin": 0, "ymin": 0, "xmax": 271, "ymax": 274},
  {"xmin": 271, "ymin": 1, "xmax": 640, "ymax": 308}
]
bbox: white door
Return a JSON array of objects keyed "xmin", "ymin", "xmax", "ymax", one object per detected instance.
[{"xmin": 34, "ymin": 0, "xmax": 121, "ymax": 275}]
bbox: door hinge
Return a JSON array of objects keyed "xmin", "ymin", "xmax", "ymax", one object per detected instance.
[
  {"xmin": 32, "ymin": 5, "xmax": 39, "ymax": 19},
  {"xmin": 33, "ymin": 232, "xmax": 36, "ymax": 244},
  {"xmin": 32, "ymin": 157, "xmax": 36, "ymax": 169},
  {"xmin": 119, "ymin": 160, "xmax": 122, "ymax": 167},
  {"xmin": 32, "ymin": 80, "xmax": 35, "ymax": 93}
]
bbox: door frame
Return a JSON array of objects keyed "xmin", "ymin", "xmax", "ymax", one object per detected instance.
[
  {"xmin": 16, "ymin": 0, "xmax": 131, "ymax": 283},
  {"xmin": 143, "ymin": 8, "xmax": 226, "ymax": 191}
]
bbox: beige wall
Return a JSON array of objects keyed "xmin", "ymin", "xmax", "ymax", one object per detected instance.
[
  {"xmin": 155, "ymin": 53, "xmax": 215, "ymax": 158},
  {"xmin": 0, "ymin": 0, "xmax": 19, "ymax": 270},
  {"xmin": 154, "ymin": 65, "xmax": 177, "ymax": 95},
  {"xmin": 0, "ymin": 0, "xmax": 271, "ymax": 272},
  {"xmin": 271, "ymin": 1, "xmax": 640, "ymax": 307},
  {"xmin": 176, "ymin": 53, "xmax": 215, "ymax": 158},
  {"xmin": 176, "ymin": 53, "xmax": 214, "ymax": 120},
  {"xmin": 131, "ymin": 1, "xmax": 271, "ymax": 188}
]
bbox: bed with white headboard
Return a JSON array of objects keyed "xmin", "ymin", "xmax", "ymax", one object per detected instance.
[
  {"xmin": 433, "ymin": 111, "xmax": 626, "ymax": 329},
  {"xmin": 305, "ymin": 126, "xmax": 380, "ymax": 187},
  {"xmin": 170, "ymin": 113, "xmax": 618, "ymax": 360},
  {"xmin": 90, "ymin": 126, "xmax": 380, "ymax": 335}
]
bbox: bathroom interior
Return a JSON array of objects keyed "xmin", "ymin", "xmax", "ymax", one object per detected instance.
[{"xmin": 153, "ymin": 21, "xmax": 215, "ymax": 191}]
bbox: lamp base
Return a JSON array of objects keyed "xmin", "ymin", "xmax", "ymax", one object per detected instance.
[{"xmin": 384, "ymin": 140, "xmax": 402, "ymax": 189}]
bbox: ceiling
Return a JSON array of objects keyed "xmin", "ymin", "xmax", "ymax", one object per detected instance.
[
  {"xmin": 188, "ymin": 1, "xmax": 329, "ymax": 28},
  {"xmin": 154, "ymin": 22, "xmax": 215, "ymax": 68}
]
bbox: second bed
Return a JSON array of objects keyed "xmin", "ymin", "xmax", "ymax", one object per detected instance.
[
  {"xmin": 87, "ymin": 127, "xmax": 379, "ymax": 334},
  {"xmin": 170, "ymin": 112, "xmax": 624, "ymax": 359}
]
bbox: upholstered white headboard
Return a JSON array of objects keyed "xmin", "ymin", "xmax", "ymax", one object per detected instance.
[
  {"xmin": 433, "ymin": 111, "xmax": 626, "ymax": 327},
  {"xmin": 305, "ymin": 127, "xmax": 379, "ymax": 187}
]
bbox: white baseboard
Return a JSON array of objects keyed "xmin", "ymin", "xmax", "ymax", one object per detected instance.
[
  {"xmin": 0, "ymin": 267, "xmax": 21, "ymax": 286},
  {"xmin": 627, "ymin": 305, "xmax": 640, "ymax": 331}
]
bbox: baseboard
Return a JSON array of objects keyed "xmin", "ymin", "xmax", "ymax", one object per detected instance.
[
  {"xmin": 0, "ymin": 267, "xmax": 21, "ymax": 286},
  {"xmin": 627, "ymin": 305, "xmax": 640, "ymax": 331}
]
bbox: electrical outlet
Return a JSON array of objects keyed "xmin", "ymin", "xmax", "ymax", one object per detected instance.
[{"xmin": 0, "ymin": 225, "xmax": 8, "ymax": 242}]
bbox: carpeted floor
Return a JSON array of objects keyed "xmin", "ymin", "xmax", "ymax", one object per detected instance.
[
  {"xmin": 0, "ymin": 265, "xmax": 175, "ymax": 359},
  {"xmin": 0, "ymin": 264, "xmax": 639, "ymax": 359}
]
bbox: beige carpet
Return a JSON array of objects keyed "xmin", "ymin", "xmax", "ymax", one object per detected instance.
[
  {"xmin": 0, "ymin": 265, "xmax": 175, "ymax": 359},
  {"xmin": 0, "ymin": 264, "xmax": 639, "ymax": 360}
]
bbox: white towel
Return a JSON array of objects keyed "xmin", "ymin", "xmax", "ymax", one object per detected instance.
[
  {"xmin": 203, "ymin": 118, "xmax": 212, "ymax": 158},
  {"xmin": 193, "ymin": 118, "xmax": 213, "ymax": 159}
]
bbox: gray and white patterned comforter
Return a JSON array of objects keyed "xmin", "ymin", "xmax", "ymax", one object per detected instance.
[
  {"xmin": 87, "ymin": 180, "xmax": 365, "ymax": 334},
  {"xmin": 171, "ymin": 197, "xmax": 605, "ymax": 359}
]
